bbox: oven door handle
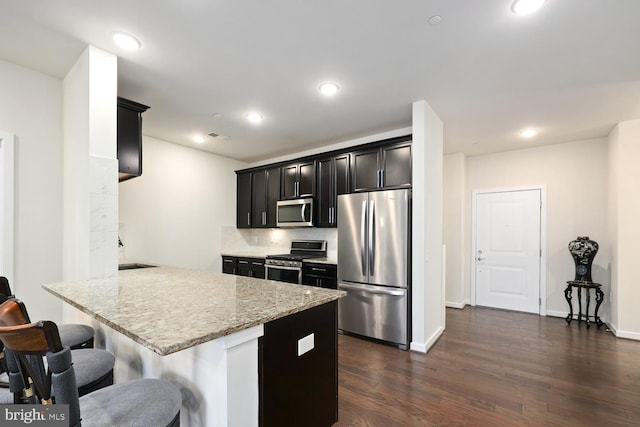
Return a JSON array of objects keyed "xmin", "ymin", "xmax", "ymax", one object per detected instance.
[{"xmin": 265, "ymin": 265, "xmax": 302, "ymax": 272}]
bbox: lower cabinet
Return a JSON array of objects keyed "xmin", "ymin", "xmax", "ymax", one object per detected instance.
[
  {"xmin": 222, "ymin": 256, "xmax": 237, "ymax": 274},
  {"xmin": 302, "ymin": 263, "xmax": 337, "ymax": 289},
  {"xmin": 222, "ymin": 256, "xmax": 265, "ymax": 279},
  {"xmin": 259, "ymin": 301, "xmax": 338, "ymax": 427}
]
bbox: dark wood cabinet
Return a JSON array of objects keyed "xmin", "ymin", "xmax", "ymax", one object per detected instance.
[
  {"xmin": 259, "ymin": 301, "xmax": 338, "ymax": 427},
  {"xmin": 382, "ymin": 142, "xmax": 412, "ymax": 188},
  {"xmin": 252, "ymin": 167, "xmax": 280, "ymax": 228},
  {"xmin": 352, "ymin": 141, "xmax": 412, "ymax": 192},
  {"xmin": 281, "ymin": 161, "xmax": 315, "ymax": 199},
  {"xmin": 235, "ymin": 135, "xmax": 411, "ymax": 229},
  {"xmin": 236, "ymin": 171, "xmax": 252, "ymax": 228},
  {"xmin": 302, "ymin": 263, "xmax": 337, "ymax": 289},
  {"xmin": 117, "ymin": 97, "xmax": 149, "ymax": 182},
  {"xmin": 222, "ymin": 256, "xmax": 237, "ymax": 274},
  {"xmin": 235, "ymin": 257, "xmax": 265, "ymax": 279},
  {"xmin": 316, "ymin": 154, "xmax": 349, "ymax": 227}
]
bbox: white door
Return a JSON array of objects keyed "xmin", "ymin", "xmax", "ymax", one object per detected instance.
[{"xmin": 475, "ymin": 189, "xmax": 541, "ymax": 313}]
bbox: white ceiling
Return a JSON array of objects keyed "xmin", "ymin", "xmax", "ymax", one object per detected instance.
[{"xmin": 1, "ymin": 0, "xmax": 639, "ymax": 162}]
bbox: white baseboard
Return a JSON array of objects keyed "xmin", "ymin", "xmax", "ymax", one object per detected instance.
[
  {"xmin": 613, "ymin": 328, "xmax": 640, "ymax": 341},
  {"xmin": 546, "ymin": 310, "xmax": 567, "ymax": 318},
  {"xmin": 445, "ymin": 300, "xmax": 466, "ymax": 309},
  {"xmin": 410, "ymin": 325, "xmax": 444, "ymax": 354}
]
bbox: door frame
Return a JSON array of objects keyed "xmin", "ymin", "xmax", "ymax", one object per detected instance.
[
  {"xmin": 0, "ymin": 131, "xmax": 16, "ymax": 286},
  {"xmin": 470, "ymin": 185, "xmax": 547, "ymax": 315}
]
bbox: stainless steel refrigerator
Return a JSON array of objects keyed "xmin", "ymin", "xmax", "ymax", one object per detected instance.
[{"xmin": 337, "ymin": 188, "xmax": 411, "ymax": 349}]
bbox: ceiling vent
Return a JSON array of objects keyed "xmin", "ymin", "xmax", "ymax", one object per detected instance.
[{"xmin": 207, "ymin": 131, "xmax": 230, "ymax": 141}]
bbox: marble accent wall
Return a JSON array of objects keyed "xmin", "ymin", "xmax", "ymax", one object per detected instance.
[
  {"xmin": 221, "ymin": 226, "xmax": 337, "ymax": 258},
  {"xmin": 89, "ymin": 155, "xmax": 118, "ymax": 277}
]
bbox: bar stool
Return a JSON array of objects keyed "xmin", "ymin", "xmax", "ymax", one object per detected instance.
[
  {"xmin": 0, "ymin": 300, "xmax": 181, "ymax": 426},
  {"xmin": 0, "ymin": 276, "xmax": 94, "ymax": 349},
  {"xmin": 0, "ymin": 298, "xmax": 115, "ymax": 399}
]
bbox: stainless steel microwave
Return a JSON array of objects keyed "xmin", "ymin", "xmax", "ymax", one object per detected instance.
[{"xmin": 276, "ymin": 198, "xmax": 313, "ymax": 227}]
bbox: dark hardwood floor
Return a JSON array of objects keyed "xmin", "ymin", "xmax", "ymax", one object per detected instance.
[{"xmin": 335, "ymin": 306, "xmax": 640, "ymax": 426}]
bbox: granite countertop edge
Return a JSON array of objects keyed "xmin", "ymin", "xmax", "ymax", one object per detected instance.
[{"xmin": 42, "ymin": 268, "xmax": 345, "ymax": 356}]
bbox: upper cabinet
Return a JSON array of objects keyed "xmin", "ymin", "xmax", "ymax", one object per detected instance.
[
  {"xmin": 281, "ymin": 161, "xmax": 315, "ymax": 199},
  {"xmin": 234, "ymin": 135, "xmax": 411, "ymax": 229},
  {"xmin": 316, "ymin": 154, "xmax": 350, "ymax": 227},
  {"xmin": 252, "ymin": 167, "xmax": 281, "ymax": 228},
  {"xmin": 236, "ymin": 171, "xmax": 252, "ymax": 228},
  {"xmin": 117, "ymin": 97, "xmax": 149, "ymax": 182},
  {"xmin": 351, "ymin": 141, "xmax": 412, "ymax": 192}
]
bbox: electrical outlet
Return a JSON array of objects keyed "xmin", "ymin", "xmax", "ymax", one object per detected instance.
[{"xmin": 297, "ymin": 333, "xmax": 314, "ymax": 356}]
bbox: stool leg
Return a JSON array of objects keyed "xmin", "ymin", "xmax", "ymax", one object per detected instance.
[
  {"xmin": 577, "ymin": 287, "xmax": 583, "ymax": 324},
  {"xmin": 564, "ymin": 285, "xmax": 573, "ymax": 324},
  {"xmin": 595, "ymin": 288, "xmax": 604, "ymax": 328},
  {"xmin": 585, "ymin": 288, "xmax": 591, "ymax": 329}
]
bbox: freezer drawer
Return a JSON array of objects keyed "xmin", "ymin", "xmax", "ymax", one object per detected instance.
[{"xmin": 338, "ymin": 282, "xmax": 408, "ymax": 347}]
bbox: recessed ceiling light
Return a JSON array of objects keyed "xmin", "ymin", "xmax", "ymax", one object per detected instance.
[
  {"xmin": 428, "ymin": 15, "xmax": 442, "ymax": 26},
  {"xmin": 246, "ymin": 112, "xmax": 264, "ymax": 124},
  {"xmin": 111, "ymin": 32, "xmax": 142, "ymax": 50},
  {"xmin": 192, "ymin": 135, "xmax": 206, "ymax": 143},
  {"xmin": 511, "ymin": 0, "xmax": 546, "ymax": 15},
  {"xmin": 318, "ymin": 82, "xmax": 340, "ymax": 97},
  {"xmin": 519, "ymin": 128, "xmax": 537, "ymax": 138}
]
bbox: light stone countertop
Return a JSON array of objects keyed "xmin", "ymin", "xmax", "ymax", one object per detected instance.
[{"xmin": 42, "ymin": 266, "xmax": 345, "ymax": 356}]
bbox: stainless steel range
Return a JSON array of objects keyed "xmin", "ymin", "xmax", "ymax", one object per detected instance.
[{"xmin": 265, "ymin": 240, "xmax": 327, "ymax": 284}]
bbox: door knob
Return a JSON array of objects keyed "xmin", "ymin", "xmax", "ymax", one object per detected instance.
[{"xmin": 477, "ymin": 257, "xmax": 485, "ymax": 261}]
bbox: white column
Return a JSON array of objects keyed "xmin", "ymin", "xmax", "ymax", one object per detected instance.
[
  {"xmin": 411, "ymin": 100, "xmax": 444, "ymax": 352},
  {"xmin": 63, "ymin": 46, "xmax": 118, "ymax": 280},
  {"xmin": 608, "ymin": 118, "xmax": 640, "ymax": 339}
]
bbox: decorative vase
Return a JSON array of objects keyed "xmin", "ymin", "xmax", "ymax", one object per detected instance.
[{"xmin": 568, "ymin": 236, "xmax": 599, "ymax": 282}]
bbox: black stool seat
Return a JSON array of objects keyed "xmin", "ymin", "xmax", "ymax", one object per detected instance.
[{"xmin": 59, "ymin": 323, "xmax": 95, "ymax": 349}]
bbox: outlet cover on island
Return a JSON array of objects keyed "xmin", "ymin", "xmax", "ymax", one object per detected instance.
[{"xmin": 297, "ymin": 333, "xmax": 314, "ymax": 356}]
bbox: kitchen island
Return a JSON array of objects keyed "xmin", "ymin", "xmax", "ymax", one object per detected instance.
[{"xmin": 43, "ymin": 266, "xmax": 345, "ymax": 427}]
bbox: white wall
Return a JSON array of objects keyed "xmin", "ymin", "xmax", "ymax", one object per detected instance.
[
  {"xmin": 0, "ymin": 131, "xmax": 15, "ymax": 286},
  {"xmin": 461, "ymin": 138, "xmax": 609, "ymax": 318},
  {"xmin": 607, "ymin": 119, "xmax": 640, "ymax": 338},
  {"xmin": 0, "ymin": 59, "xmax": 64, "ymax": 322},
  {"xmin": 118, "ymin": 136, "xmax": 247, "ymax": 271},
  {"xmin": 443, "ymin": 153, "xmax": 466, "ymax": 308}
]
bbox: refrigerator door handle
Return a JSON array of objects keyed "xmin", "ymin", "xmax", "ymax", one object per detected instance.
[
  {"xmin": 369, "ymin": 199, "xmax": 375, "ymax": 275},
  {"xmin": 339, "ymin": 282, "xmax": 406, "ymax": 296},
  {"xmin": 361, "ymin": 200, "xmax": 367, "ymax": 276}
]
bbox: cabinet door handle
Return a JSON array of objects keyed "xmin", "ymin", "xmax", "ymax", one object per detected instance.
[
  {"xmin": 262, "ymin": 211, "xmax": 266, "ymax": 225},
  {"xmin": 311, "ymin": 267, "xmax": 326, "ymax": 272},
  {"xmin": 252, "ymin": 262, "xmax": 263, "ymax": 266},
  {"xmin": 239, "ymin": 261, "xmax": 249, "ymax": 264},
  {"xmin": 380, "ymin": 169, "xmax": 384, "ymax": 187},
  {"xmin": 247, "ymin": 212, "xmax": 250, "ymax": 226},
  {"xmin": 224, "ymin": 259, "xmax": 233, "ymax": 263}
]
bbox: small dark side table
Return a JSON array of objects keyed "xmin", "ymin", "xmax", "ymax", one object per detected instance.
[{"xmin": 564, "ymin": 281, "xmax": 604, "ymax": 329}]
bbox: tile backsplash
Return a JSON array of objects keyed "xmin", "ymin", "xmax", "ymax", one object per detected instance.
[{"xmin": 221, "ymin": 226, "xmax": 337, "ymax": 258}]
